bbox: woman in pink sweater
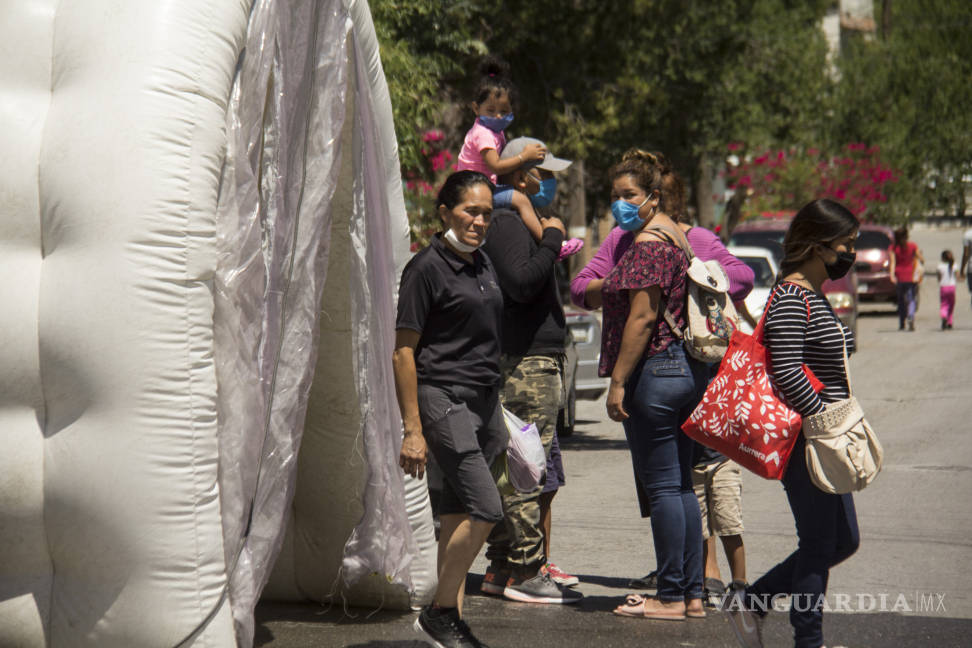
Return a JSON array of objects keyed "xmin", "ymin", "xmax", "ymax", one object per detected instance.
[{"xmin": 571, "ymin": 214, "xmax": 754, "ymax": 310}]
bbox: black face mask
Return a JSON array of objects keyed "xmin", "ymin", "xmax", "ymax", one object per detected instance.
[{"xmin": 825, "ymin": 250, "xmax": 856, "ymax": 280}]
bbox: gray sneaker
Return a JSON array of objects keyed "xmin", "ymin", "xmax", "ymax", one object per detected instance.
[
  {"xmin": 503, "ymin": 568, "xmax": 583, "ymax": 604},
  {"xmin": 704, "ymin": 577, "xmax": 726, "ymax": 608}
]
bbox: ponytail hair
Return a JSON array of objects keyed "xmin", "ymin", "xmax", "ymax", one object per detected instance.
[
  {"xmin": 778, "ymin": 199, "xmax": 859, "ymax": 279},
  {"xmin": 608, "ymin": 149, "xmax": 685, "ymax": 218},
  {"xmin": 942, "ymin": 249, "xmax": 954, "ymax": 272},
  {"xmin": 472, "ymin": 55, "xmax": 517, "ymax": 107}
]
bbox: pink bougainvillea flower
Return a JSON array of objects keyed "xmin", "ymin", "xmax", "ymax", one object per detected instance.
[
  {"xmin": 727, "ymin": 141, "xmax": 744, "ymax": 152},
  {"xmin": 431, "ymin": 151, "xmax": 450, "ymax": 172},
  {"xmin": 422, "ymin": 129, "xmax": 445, "ymax": 143},
  {"xmin": 808, "ymin": 147, "xmax": 819, "ymax": 157}
]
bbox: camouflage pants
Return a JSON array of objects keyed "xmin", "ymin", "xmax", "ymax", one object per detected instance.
[{"xmin": 485, "ymin": 354, "xmax": 564, "ymax": 572}]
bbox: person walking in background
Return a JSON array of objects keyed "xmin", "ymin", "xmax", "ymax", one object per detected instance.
[
  {"xmin": 394, "ymin": 171, "xmax": 505, "ymax": 648},
  {"xmin": 724, "ymin": 199, "xmax": 861, "ymax": 648},
  {"xmin": 599, "ymin": 150, "xmax": 708, "ymax": 621},
  {"xmin": 959, "ymin": 226, "xmax": 972, "ymax": 311},
  {"xmin": 479, "ymin": 140, "xmax": 582, "ymax": 605},
  {"xmin": 937, "ymin": 250, "xmax": 957, "ymax": 330},
  {"xmin": 889, "ymin": 226, "xmax": 924, "ymax": 331}
]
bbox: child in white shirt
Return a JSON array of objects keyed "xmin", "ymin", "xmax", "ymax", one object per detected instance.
[{"xmin": 937, "ymin": 250, "xmax": 956, "ymax": 330}]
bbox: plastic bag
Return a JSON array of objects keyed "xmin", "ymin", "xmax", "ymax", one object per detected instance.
[{"xmin": 503, "ymin": 407, "xmax": 546, "ymax": 492}]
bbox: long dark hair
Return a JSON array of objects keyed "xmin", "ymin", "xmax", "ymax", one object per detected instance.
[
  {"xmin": 778, "ymin": 199, "xmax": 859, "ymax": 278},
  {"xmin": 943, "ymin": 249, "xmax": 954, "ymax": 272},
  {"xmin": 436, "ymin": 170, "xmax": 495, "ymax": 211},
  {"xmin": 893, "ymin": 226, "xmax": 909, "ymax": 247},
  {"xmin": 471, "ymin": 56, "xmax": 517, "ymax": 107},
  {"xmin": 608, "ymin": 149, "xmax": 685, "ymax": 218}
]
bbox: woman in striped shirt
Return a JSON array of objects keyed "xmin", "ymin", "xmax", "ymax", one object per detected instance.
[{"xmin": 726, "ymin": 199, "xmax": 861, "ymax": 648}]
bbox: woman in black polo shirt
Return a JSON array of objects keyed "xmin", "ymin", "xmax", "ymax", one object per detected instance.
[{"xmin": 394, "ymin": 170, "xmax": 505, "ymax": 648}]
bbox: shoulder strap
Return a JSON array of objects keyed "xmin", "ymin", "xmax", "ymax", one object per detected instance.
[
  {"xmin": 641, "ymin": 224, "xmax": 693, "ymax": 339},
  {"xmin": 754, "ymin": 282, "xmax": 812, "ymax": 342},
  {"xmin": 643, "ymin": 224, "xmax": 694, "ymax": 260}
]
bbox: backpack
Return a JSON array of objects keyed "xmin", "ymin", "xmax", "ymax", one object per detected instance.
[{"xmin": 645, "ymin": 225, "xmax": 740, "ymax": 363}]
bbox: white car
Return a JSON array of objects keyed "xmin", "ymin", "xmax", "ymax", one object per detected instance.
[{"xmin": 727, "ymin": 245, "xmax": 780, "ymax": 334}]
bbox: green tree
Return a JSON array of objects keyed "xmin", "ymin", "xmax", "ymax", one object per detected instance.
[
  {"xmin": 369, "ymin": 0, "xmax": 485, "ymax": 174},
  {"xmin": 470, "ymin": 0, "xmax": 834, "ymax": 225},
  {"xmin": 830, "ymin": 0, "xmax": 972, "ymax": 219}
]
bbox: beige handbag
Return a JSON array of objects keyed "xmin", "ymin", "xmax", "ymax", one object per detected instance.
[{"xmin": 802, "ymin": 325, "xmax": 883, "ymax": 494}]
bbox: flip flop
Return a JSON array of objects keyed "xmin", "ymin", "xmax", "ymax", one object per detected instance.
[{"xmin": 613, "ymin": 593, "xmax": 686, "ymax": 621}]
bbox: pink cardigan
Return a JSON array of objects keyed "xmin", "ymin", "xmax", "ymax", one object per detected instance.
[{"xmin": 570, "ymin": 225, "xmax": 755, "ymax": 308}]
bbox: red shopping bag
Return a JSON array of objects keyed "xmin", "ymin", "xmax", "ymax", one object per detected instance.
[{"xmin": 682, "ymin": 285, "xmax": 822, "ymax": 480}]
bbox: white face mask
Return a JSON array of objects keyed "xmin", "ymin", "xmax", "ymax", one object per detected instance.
[{"xmin": 443, "ymin": 227, "xmax": 482, "ymax": 253}]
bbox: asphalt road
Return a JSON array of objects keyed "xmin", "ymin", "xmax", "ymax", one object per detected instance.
[{"xmin": 255, "ymin": 225, "xmax": 972, "ymax": 648}]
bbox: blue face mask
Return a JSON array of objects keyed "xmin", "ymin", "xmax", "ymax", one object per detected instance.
[
  {"xmin": 611, "ymin": 197, "xmax": 649, "ymax": 231},
  {"xmin": 478, "ymin": 113, "xmax": 514, "ymax": 132},
  {"xmin": 530, "ymin": 178, "xmax": 557, "ymax": 208}
]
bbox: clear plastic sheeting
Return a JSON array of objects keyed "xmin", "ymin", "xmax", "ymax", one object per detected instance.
[
  {"xmin": 341, "ymin": 0, "xmax": 436, "ymax": 607},
  {"xmin": 212, "ymin": 1, "xmax": 355, "ymax": 644},
  {"xmin": 215, "ymin": 0, "xmax": 431, "ymax": 644}
]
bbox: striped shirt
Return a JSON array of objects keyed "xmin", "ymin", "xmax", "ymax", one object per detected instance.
[{"xmin": 764, "ymin": 282, "xmax": 854, "ymax": 416}]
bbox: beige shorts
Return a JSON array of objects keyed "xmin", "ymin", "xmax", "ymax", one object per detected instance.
[{"xmin": 692, "ymin": 459, "xmax": 744, "ymax": 539}]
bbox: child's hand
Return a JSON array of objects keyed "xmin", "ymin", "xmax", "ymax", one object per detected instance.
[{"xmin": 521, "ymin": 142, "xmax": 546, "ymax": 163}]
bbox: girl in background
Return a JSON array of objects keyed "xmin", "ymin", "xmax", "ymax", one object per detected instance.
[{"xmin": 937, "ymin": 250, "xmax": 956, "ymax": 330}]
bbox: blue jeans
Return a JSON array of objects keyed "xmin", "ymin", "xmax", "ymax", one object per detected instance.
[
  {"xmin": 896, "ymin": 282, "xmax": 917, "ymax": 326},
  {"xmin": 748, "ymin": 437, "xmax": 860, "ymax": 648},
  {"xmin": 622, "ymin": 342, "xmax": 708, "ymax": 602}
]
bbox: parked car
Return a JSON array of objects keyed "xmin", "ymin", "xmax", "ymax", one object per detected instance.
[
  {"xmin": 854, "ymin": 223, "xmax": 896, "ymax": 303},
  {"xmin": 729, "ymin": 218, "xmax": 858, "ymax": 339},
  {"xmin": 558, "ymin": 309, "xmax": 609, "ymax": 436},
  {"xmin": 727, "ymin": 245, "xmax": 779, "ymax": 334}
]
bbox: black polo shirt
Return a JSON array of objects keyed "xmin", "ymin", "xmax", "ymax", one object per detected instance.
[{"xmin": 396, "ymin": 234, "xmax": 504, "ymax": 387}]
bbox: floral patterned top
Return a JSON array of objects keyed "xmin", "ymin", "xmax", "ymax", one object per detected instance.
[{"xmin": 598, "ymin": 240, "xmax": 689, "ymax": 377}]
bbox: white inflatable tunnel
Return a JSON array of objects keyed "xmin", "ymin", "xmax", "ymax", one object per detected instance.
[{"xmin": 0, "ymin": 1, "xmax": 435, "ymax": 646}]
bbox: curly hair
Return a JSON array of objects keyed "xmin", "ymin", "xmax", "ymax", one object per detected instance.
[{"xmin": 608, "ymin": 149, "xmax": 685, "ymax": 218}]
